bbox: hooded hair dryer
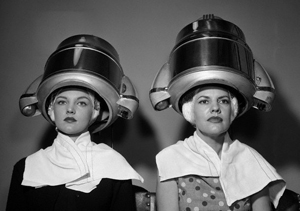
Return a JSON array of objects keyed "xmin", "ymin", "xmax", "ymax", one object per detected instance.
[
  {"xmin": 149, "ymin": 14, "xmax": 275, "ymax": 117},
  {"xmin": 19, "ymin": 34, "xmax": 139, "ymax": 133}
]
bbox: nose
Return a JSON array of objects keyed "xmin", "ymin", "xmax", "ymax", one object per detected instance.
[
  {"xmin": 66, "ymin": 105, "xmax": 75, "ymax": 114},
  {"xmin": 211, "ymin": 102, "xmax": 221, "ymax": 114}
]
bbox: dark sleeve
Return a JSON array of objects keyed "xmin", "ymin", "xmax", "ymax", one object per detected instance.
[
  {"xmin": 6, "ymin": 158, "xmax": 28, "ymax": 211},
  {"xmin": 110, "ymin": 179, "xmax": 136, "ymax": 211}
]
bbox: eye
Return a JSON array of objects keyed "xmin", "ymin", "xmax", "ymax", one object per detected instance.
[
  {"xmin": 198, "ymin": 99, "xmax": 209, "ymax": 104},
  {"xmin": 219, "ymin": 98, "xmax": 230, "ymax": 104},
  {"xmin": 77, "ymin": 101, "xmax": 89, "ymax": 107},
  {"xmin": 56, "ymin": 100, "xmax": 66, "ymax": 105}
]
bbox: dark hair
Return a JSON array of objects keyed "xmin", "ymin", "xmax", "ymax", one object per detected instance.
[{"xmin": 178, "ymin": 84, "xmax": 246, "ymax": 115}]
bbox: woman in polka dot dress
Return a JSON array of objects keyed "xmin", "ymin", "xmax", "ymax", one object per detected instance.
[{"xmin": 149, "ymin": 15, "xmax": 286, "ymax": 211}]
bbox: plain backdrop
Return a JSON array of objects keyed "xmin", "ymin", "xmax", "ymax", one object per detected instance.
[{"xmin": 1, "ymin": 0, "xmax": 300, "ymax": 209}]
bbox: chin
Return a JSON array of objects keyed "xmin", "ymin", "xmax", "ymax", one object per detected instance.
[
  {"xmin": 59, "ymin": 128, "xmax": 81, "ymax": 136},
  {"xmin": 200, "ymin": 128, "xmax": 228, "ymax": 138}
]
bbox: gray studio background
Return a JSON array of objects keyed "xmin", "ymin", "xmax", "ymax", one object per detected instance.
[{"xmin": 1, "ymin": 0, "xmax": 300, "ymax": 209}]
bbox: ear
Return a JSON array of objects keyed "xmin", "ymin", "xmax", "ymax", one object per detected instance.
[
  {"xmin": 230, "ymin": 97, "xmax": 239, "ymax": 122},
  {"xmin": 91, "ymin": 101, "xmax": 100, "ymax": 121},
  {"xmin": 48, "ymin": 105, "xmax": 55, "ymax": 122},
  {"xmin": 182, "ymin": 101, "xmax": 195, "ymax": 124}
]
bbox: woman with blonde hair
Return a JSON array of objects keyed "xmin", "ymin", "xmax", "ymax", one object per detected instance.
[{"xmin": 7, "ymin": 34, "xmax": 143, "ymax": 211}]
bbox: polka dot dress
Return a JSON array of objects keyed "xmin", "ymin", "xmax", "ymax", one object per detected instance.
[{"xmin": 177, "ymin": 175, "xmax": 251, "ymax": 211}]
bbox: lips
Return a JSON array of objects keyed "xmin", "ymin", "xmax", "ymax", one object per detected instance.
[
  {"xmin": 64, "ymin": 117, "xmax": 77, "ymax": 123},
  {"xmin": 207, "ymin": 116, "xmax": 222, "ymax": 123}
]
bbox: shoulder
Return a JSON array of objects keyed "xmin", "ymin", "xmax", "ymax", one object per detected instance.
[
  {"xmin": 155, "ymin": 141, "xmax": 192, "ymax": 177},
  {"xmin": 156, "ymin": 133, "xmax": 199, "ymax": 160},
  {"xmin": 93, "ymin": 143, "xmax": 143, "ymax": 181},
  {"xmin": 9, "ymin": 157, "xmax": 27, "ymax": 182},
  {"xmin": 231, "ymin": 139, "xmax": 265, "ymax": 158},
  {"xmin": 13, "ymin": 157, "xmax": 26, "ymax": 171},
  {"xmin": 96, "ymin": 143, "xmax": 128, "ymax": 161},
  {"xmin": 93, "ymin": 143, "xmax": 134, "ymax": 169},
  {"xmin": 15, "ymin": 157, "xmax": 26, "ymax": 165},
  {"xmin": 156, "ymin": 141, "xmax": 185, "ymax": 160}
]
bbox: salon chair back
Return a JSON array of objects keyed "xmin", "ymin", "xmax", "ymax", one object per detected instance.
[
  {"xmin": 276, "ymin": 189, "xmax": 300, "ymax": 211},
  {"xmin": 134, "ymin": 185, "xmax": 156, "ymax": 211}
]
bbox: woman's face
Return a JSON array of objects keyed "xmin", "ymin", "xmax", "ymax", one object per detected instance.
[
  {"xmin": 192, "ymin": 86, "xmax": 235, "ymax": 139},
  {"xmin": 48, "ymin": 88, "xmax": 98, "ymax": 139}
]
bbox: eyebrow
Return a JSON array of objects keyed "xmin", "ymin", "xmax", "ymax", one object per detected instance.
[
  {"xmin": 196, "ymin": 95, "xmax": 229, "ymax": 98},
  {"xmin": 56, "ymin": 95, "xmax": 91, "ymax": 101}
]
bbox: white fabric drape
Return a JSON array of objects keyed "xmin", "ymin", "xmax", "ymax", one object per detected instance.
[
  {"xmin": 156, "ymin": 131, "xmax": 285, "ymax": 207},
  {"xmin": 23, "ymin": 132, "xmax": 143, "ymax": 193}
]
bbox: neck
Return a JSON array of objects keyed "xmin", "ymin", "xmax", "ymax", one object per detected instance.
[
  {"xmin": 196, "ymin": 130, "xmax": 226, "ymax": 157},
  {"xmin": 57, "ymin": 130, "xmax": 89, "ymax": 142}
]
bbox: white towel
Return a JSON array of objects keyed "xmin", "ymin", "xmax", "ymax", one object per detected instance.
[
  {"xmin": 22, "ymin": 131, "xmax": 143, "ymax": 193},
  {"xmin": 156, "ymin": 131, "xmax": 285, "ymax": 207}
]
